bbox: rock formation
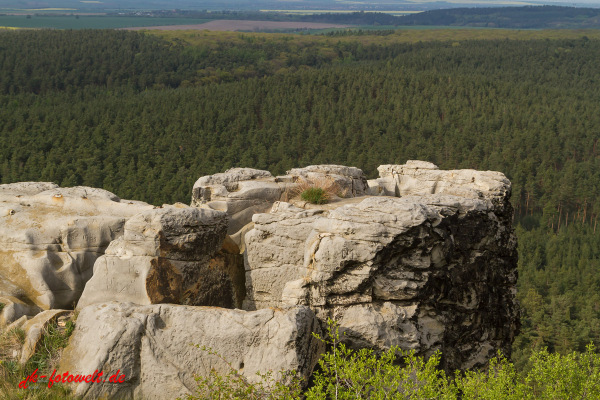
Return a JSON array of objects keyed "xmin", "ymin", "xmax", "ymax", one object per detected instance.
[
  {"xmin": 60, "ymin": 302, "xmax": 323, "ymax": 400},
  {"xmin": 242, "ymin": 162, "xmax": 518, "ymax": 371},
  {"xmin": 76, "ymin": 205, "xmax": 234, "ymax": 309},
  {"xmin": 0, "ymin": 160, "xmax": 520, "ymax": 399},
  {"xmin": 190, "ymin": 165, "xmax": 369, "ymax": 242},
  {"xmin": 0, "ymin": 182, "xmax": 153, "ymax": 316}
]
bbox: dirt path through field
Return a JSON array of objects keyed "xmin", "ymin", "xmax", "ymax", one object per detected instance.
[{"xmin": 123, "ymin": 19, "xmax": 351, "ymax": 31}]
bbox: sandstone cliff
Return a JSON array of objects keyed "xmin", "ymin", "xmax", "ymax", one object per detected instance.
[{"xmin": 0, "ymin": 161, "xmax": 519, "ymax": 397}]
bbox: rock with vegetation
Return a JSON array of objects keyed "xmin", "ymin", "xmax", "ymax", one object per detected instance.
[
  {"xmin": 0, "ymin": 183, "xmax": 153, "ymax": 315},
  {"xmin": 243, "ymin": 162, "xmax": 518, "ymax": 372},
  {"xmin": 287, "ymin": 164, "xmax": 369, "ymax": 197},
  {"xmin": 191, "ymin": 165, "xmax": 368, "ymax": 240},
  {"xmin": 76, "ymin": 205, "xmax": 233, "ymax": 309},
  {"xmin": 60, "ymin": 302, "xmax": 323, "ymax": 400},
  {"xmin": 19, "ymin": 309, "xmax": 72, "ymax": 364}
]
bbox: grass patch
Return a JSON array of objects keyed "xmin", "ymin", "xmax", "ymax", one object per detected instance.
[
  {"xmin": 289, "ymin": 176, "xmax": 346, "ymax": 205},
  {"xmin": 301, "ymin": 187, "xmax": 328, "ymax": 204},
  {"xmin": 0, "ymin": 320, "xmax": 76, "ymax": 399}
]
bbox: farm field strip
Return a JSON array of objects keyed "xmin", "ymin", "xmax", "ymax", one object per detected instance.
[
  {"xmin": 0, "ymin": 15, "xmax": 213, "ymax": 29},
  {"xmin": 126, "ymin": 20, "xmax": 352, "ymax": 31},
  {"xmin": 259, "ymin": 9, "xmax": 423, "ymax": 15}
]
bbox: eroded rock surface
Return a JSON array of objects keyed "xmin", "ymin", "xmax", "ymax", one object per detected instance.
[
  {"xmin": 76, "ymin": 206, "xmax": 232, "ymax": 309},
  {"xmin": 369, "ymin": 160, "xmax": 511, "ymax": 200},
  {"xmin": 60, "ymin": 302, "xmax": 323, "ymax": 400},
  {"xmin": 0, "ymin": 183, "xmax": 153, "ymax": 315},
  {"xmin": 243, "ymin": 162, "xmax": 518, "ymax": 371}
]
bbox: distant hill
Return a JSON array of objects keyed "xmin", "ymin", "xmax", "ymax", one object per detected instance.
[
  {"xmin": 395, "ymin": 6, "xmax": 600, "ymax": 29},
  {"xmin": 166, "ymin": 7, "xmax": 600, "ymax": 29}
]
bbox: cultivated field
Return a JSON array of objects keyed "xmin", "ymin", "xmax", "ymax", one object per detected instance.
[
  {"xmin": 0, "ymin": 15, "xmax": 212, "ymax": 29},
  {"xmin": 124, "ymin": 20, "xmax": 351, "ymax": 31}
]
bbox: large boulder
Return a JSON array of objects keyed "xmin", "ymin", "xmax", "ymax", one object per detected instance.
[
  {"xmin": 0, "ymin": 183, "xmax": 153, "ymax": 315},
  {"xmin": 243, "ymin": 163, "xmax": 518, "ymax": 372},
  {"xmin": 60, "ymin": 302, "xmax": 324, "ymax": 400},
  {"xmin": 76, "ymin": 206, "xmax": 233, "ymax": 309}
]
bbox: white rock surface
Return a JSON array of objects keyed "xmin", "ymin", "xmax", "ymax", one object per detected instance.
[
  {"xmin": 191, "ymin": 168, "xmax": 288, "ymax": 236},
  {"xmin": 370, "ymin": 161, "xmax": 511, "ymax": 199},
  {"xmin": 0, "ymin": 183, "xmax": 153, "ymax": 314},
  {"xmin": 60, "ymin": 302, "xmax": 324, "ymax": 400}
]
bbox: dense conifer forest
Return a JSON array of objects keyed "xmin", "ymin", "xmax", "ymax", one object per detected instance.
[{"xmin": 2, "ymin": 28, "xmax": 600, "ymax": 370}]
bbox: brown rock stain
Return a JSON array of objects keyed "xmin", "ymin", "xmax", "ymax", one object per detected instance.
[{"xmin": 146, "ymin": 258, "xmax": 183, "ymax": 304}]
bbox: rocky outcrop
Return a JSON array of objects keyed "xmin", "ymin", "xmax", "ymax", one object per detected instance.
[
  {"xmin": 60, "ymin": 302, "xmax": 323, "ymax": 400},
  {"xmin": 287, "ymin": 165, "xmax": 369, "ymax": 197},
  {"xmin": 368, "ymin": 160, "xmax": 510, "ymax": 201},
  {"xmin": 191, "ymin": 168, "xmax": 286, "ymax": 236},
  {"xmin": 190, "ymin": 165, "xmax": 369, "ymax": 239},
  {"xmin": 243, "ymin": 162, "xmax": 518, "ymax": 372},
  {"xmin": 76, "ymin": 206, "xmax": 233, "ymax": 309},
  {"xmin": 1, "ymin": 160, "xmax": 519, "ymax": 390},
  {"xmin": 0, "ymin": 183, "xmax": 153, "ymax": 315}
]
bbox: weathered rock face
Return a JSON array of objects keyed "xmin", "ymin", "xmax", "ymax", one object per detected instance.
[
  {"xmin": 60, "ymin": 302, "xmax": 324, "ymax": 400},
  {"xmin": 191, "ymin": 168, "xmax": 287, "ymax": 236},
  {"xmin": 0, "ymin": 182, "xmax": 153, "ymax": 315},
  {"xmin": 243, "ymin": 162, "xmax": 518, "ymax": 372},
  {"xmin": 369, "ymin": 160, "xmax": 510, "ymax": 201},
  {"xmin": 76, "ymin": 206, "xmax": 234, "ymax": 309},
  {"xmin": 190, "ymin": 165, "xmax": 369, "ymax": 239}
]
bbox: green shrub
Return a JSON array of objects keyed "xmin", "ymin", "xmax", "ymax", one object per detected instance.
[
  {"xmin": 306, "ymin": 319, "xmax": 457, "ymax": 399},
  {"xmin": 301, "ymin": 187, "xmax": 329, "ymax": 204},
  {"xmin": 185, "ymin": 319, "xmax": 600, "ymax": 400},
  {"xmin": 181, "ymin": 345, "xmax": 303, "ymax": 400}
]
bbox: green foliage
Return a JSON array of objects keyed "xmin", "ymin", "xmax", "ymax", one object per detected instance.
[
  {"xmin": 306, "ymin": 319, "xmax": 457, "ymax": 399},
  {"xmin": 184, "ymin": 320, "xmax": 600, "ymax": 399},
  {"xmin": 455, "ymin": 353, "xmax": 530, "ymax": 399},
  {"xmin": 182, "ymin": 345, "xmax": 302, "ymax": 400},
  {"xmin": 456, "ymin": 345, "xmax": 600, "ymax": 399},
  {"xmin": 301, "ymin": 187, "xmax": 328, "ymax": 204},
  {"xmin": 525, "ymin": 344, "xmax": 600, "ymax": 398},
  {"xmin": 0, "ymin": 321, "xmax": 76, "ymax": 399}
]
